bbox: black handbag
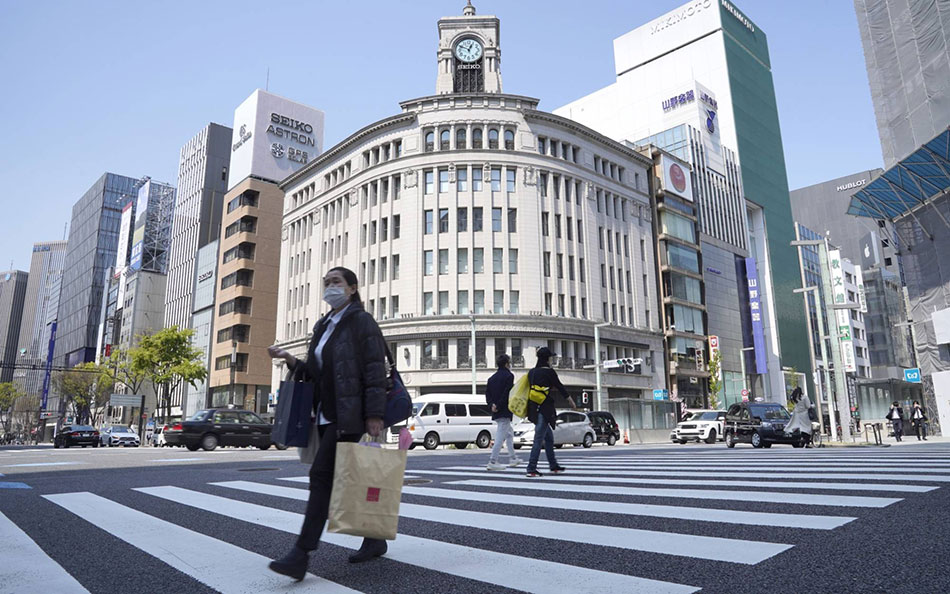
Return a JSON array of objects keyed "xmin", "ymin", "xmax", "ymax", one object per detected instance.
[
  {"xmin": 383, "ymin": 346, "xmax": 412, "ymax": 427},
  {"xmin": 272, "ymin": 366, "xmax": 314, "ymax": 447},
  {"xmin": 807, "ymin": 406, "xmax": 818, "ymax": 422}
]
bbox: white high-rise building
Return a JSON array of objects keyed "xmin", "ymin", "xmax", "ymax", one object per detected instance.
[
  {"xmin": 164, "ymin": 123, "xmax": 231, "ymax": 417},
  {"xmin": 13, "ymin": 241, "xmax": 67, "ymax": 396}
]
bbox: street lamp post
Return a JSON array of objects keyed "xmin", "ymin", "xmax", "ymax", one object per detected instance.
[
  {"xmin": 593, "ymin": 322, "xmax": 610, "ymax": 411},
  {"xmin": 794, "ymin": 286, "xmax": 836, "ymax": 441},
  {"xmin": 229, "ymin": 339, "xmax": 237, "ymax": 406},
  {"xmin": 470, "ymin": 315, "xmax": 477, "ymax": 398}
]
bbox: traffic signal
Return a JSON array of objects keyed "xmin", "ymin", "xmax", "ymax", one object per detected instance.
[{"xmin": 616, "ymin": 358, "xmax": 643, "ymax": 373}]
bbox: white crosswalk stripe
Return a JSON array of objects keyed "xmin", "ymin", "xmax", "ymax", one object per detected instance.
[{"xmin": 3, "ymin": 444, "xmax": 949, "ymax": 593}]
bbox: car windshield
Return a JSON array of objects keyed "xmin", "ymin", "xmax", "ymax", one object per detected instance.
[
  {"xmin": 113, "ymin": 427, "xmax": 133, "ymax": 434},
  {"xmin": 188, "ymin": 410, "xmax": 210, "ymax": 421},
  {"xmin": 693, "ymin": 412, "xmax": 720, "ymax": 421},
  {"xmin": 750, "ymin": 405, "xmax": 790, "ymax": 420}
]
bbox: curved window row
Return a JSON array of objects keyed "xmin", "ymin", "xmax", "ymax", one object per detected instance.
[{"xmin": 425, "ymin": 124, "xmax": 515, "ymax": 152}]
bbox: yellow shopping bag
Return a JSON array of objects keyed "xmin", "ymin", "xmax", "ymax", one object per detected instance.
[
  {"xmin": 508, "ymin": 374, "xmax": 530, "ymax": 418},
  {"xmin": 328, "ymin": 441, "xmax": 407, "ymax": 541}
]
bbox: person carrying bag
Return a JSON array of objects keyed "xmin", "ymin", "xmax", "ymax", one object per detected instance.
[{"xmin": 266, "ymin": 266, "xmax": 390, "ymax": 582}]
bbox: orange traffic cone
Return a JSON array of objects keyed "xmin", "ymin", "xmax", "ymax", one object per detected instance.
[{"xmin": 623, "ymin": 430, "xmax": 630, "ymax": 444}]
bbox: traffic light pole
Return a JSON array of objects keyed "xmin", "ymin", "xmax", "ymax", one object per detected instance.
[{"xmin": 594, "ymin": 322, "xmax": 610, "ymax": 411}]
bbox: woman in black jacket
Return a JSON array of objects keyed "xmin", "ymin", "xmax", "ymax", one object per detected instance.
[{"xmin": 267, "ymin": 267, "xmax": 388, "ymax": 580}]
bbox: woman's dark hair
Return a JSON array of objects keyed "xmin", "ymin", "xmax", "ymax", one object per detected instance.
[
  {"xmin": 327, "ymin": 266, "xmax": 361, "ymax": 303},
  {"xmin": 789, "ymin": 387, "xmax": 802, "ymax": 404}
]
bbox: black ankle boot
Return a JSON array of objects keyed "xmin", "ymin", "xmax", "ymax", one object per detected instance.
[
  {"xmin": 269, "ymin": 545, "xmax": 309, "ymax": 581},
  {"xmin": 348, "ymin": 538, "xmax": 387, "ymax": 563}
]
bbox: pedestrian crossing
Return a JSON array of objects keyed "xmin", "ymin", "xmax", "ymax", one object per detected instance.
[{"xmin": 2, "ymin": 445, "xmax": 950, "ymax": 593}]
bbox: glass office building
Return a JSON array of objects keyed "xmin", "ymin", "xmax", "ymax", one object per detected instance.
[{"xmin": 54, "ymin": 173, "xmax": 140, "ymax": 368}]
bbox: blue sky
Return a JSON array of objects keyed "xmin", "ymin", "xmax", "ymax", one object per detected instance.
[{"xmin": 0, "ymin": 0, "xmax": 881, "ymax": 271}]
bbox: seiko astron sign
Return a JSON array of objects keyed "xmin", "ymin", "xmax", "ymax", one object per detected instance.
[{"xmin": 227, "ymin": 89, "xmax": 325, "ymax": 190}]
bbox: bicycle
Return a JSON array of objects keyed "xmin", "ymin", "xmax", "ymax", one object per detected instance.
[{"xmin": 810, "ymin": 431, "xmax": 823, "ymax": 448}]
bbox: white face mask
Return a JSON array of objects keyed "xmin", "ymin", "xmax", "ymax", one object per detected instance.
[{"xmin": 323, "ymin": 286, "xmax": 349, "ymax": 309}]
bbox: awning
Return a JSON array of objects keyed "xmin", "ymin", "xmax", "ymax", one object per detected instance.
[{"xmin": 847, "ymin": 127, "xmax": 950, "ymax": 222}]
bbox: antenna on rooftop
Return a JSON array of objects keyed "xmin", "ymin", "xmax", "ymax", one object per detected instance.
[{"xmin": 266, "ymin": 67, "xmax": 270, "ymax": 92}]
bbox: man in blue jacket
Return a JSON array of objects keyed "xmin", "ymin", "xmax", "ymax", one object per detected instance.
[{"xmin": 486, "ymin": 354, "xmax": 519, "ymax": 471}]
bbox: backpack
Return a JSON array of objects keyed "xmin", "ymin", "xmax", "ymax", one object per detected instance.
[{"xmin": 527, "ymin": 369, "xmax": 549, "ymax": 405}]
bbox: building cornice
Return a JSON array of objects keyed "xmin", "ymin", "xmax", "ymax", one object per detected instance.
[
  {"xmin": 522, "ymin": 110, "xmax": 654, "ymax": 168},
  {"xmin": 399, "ymin": 92, "xmax": 541, "ymax": 111},
  {"xmin": 280, "ymin": 113, "xmax": 417, "ymax": 190}
]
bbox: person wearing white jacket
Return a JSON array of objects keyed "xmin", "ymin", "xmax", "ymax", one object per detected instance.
[{"xmin": 783, "ymin": 387, "xmax": 813, "ymax": 447}]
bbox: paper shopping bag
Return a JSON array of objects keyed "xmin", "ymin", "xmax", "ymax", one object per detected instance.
[
  {"xmin": 297, "ymin": 420, "xmax": 319, "ymax": 465},
  {"xmin": 508, "ymin": 374, "xmax": 530, "ymax": 418},
  {"xmin": 327, "ymin": 441, "xmax": 408, "ymax": 540},
  {"xmin": 272, "ymin": 380, "xmax": 313, "ymax": 447}
]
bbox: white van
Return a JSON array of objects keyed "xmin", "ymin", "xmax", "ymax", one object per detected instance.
[{"xmin": 406, "ymin": 393, "xmax": 495, "ymax": 450}]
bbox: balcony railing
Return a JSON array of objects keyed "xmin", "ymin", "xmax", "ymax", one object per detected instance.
[{"xmin": 420, "ymin": 356, "xmax": 449, "ymax": 370}]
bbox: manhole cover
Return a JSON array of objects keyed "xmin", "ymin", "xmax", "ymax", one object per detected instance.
[
  {"xmin": 237, "ymin": 467, "xmax": 280, "ymax": 472},
  {"xmin": 403, "ymin": 478, "xmax": 432, "ymax": 486}
]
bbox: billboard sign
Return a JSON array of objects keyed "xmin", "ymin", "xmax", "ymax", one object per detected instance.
[
  {"xmin": 828, "ymin": 249, "xmax": 857, "ymax": 373},
  {"xmin": 129, "ymin": 182, "xmax": 150, "ymax": 272},
  {"xmin": 855, "ymin": 265, "xmax": 867, "ymax": 313},
  {"xmin": 228, "ymin": 89, "xmax": 325, "ymax": 190},
  {"xmin": 904, "ymin": 368, "xmax": 922, "ymax": 383},
  {"xmin": 658, "ymin": 153, "xmax": 693, "ymax": 202},
  {"xmin": 744, "ymin": 258, "xmax": 768, "ymax": 374},
  {"xmin": 115, "ymin": 200, "xmax": 133, "ymax": 274}
]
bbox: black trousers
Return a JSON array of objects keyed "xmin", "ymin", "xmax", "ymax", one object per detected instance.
[
  {"xmin": 296, "ymin": 423, "xmax": 361, "ymax": 551},
  {"xmin": 891, "ymin": 419, "xmax": 903, "ymax": 440},
  {"xmin": 913, "ymin": 420, "xmax": 927, "ymax": 440}
]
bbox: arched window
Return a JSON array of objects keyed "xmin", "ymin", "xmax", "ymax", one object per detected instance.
[
  {"xmin": 488, "ymin": 128, "xmax": 499, "ymax": 149},
  {"xmin": 472, "ymin": 128, "xmax": 483, "ymax": 149},
  {"xmin": 504, "ymin": 130, "xmax": 514, "ymax": 150},
  {"xmin": 425, "ymin": 131, "xmax": 434, "ymax": 152},
  {"xmin": 456, "ymin": 128, "xmax": 467, "ymax": 149},
  {"xmin": 440, "ymin": 130, "xmax": 450, "ymax": 150}
]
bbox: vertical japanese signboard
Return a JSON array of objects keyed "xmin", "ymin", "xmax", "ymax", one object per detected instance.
[
  {"xmin": 743, "ymin": 258, "xmax": 768, "ymax": 374},
  {"xmin": 828, "ymin": 250, "xmax": 857, "ymax": 373},
  {"xmin": 855, "ymin": 265, "xmax": 867, "ymax": 313}
]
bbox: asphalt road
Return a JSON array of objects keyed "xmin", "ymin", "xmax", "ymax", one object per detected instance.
[{"xmin": 1, "ymin": 440, "xmax": 949, "ymax": 593}]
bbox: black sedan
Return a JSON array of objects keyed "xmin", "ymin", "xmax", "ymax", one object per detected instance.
[
  {"xmin": 724, "ymin": 401, "xmax": 802, "ymax": 448},
  {"xmin": 172, "ymin": 408, "xmax": 283, "ymax": 451},
  {"xmin": 53, "ymin": 425, "xmax": 100, "ymax": 448}
]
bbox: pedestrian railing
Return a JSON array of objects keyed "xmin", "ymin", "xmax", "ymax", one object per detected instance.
[{"xmin": 864, "ymin": 422, "xmax": 883, "ymax": 445}]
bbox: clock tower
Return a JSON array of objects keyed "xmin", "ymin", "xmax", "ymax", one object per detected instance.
[{"xmin": 436, "ymin": 1, "xmax": 502, "ymax": 94}]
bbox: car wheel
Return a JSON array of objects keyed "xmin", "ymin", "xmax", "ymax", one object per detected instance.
[
  {"xmin": 725, "ymin": 432, "xmax": 736, "ymax": 448},
  {"xmin": 751, "ymin": 432, "xmax": 763, "ymax": 448},
  {"xmin": 423, "ymin": 432, "xmax": 440, "ymax": 450},
  {"xmin": 554, "ymin": 444, "xmax": 563, "ymax": 449},
  {"xmin": 705, "ymin": 429, "xmax": 717, "ymax": 444},
  {"xmin": 186, "ymin": 444, "xmax": 200, "ymax": 451},
  {"xmin": 476, "ymin": 431, "xmax": 491, "ymax": 449},
  {"xmin": 792, "ymin": 441, "xmax": 804, "ymax": 448},
  {"xmin": 93, "ymin": 442, "xmax": 99, "ymax": 448},
  {"xmin": 408, "ymin": 443, "xmax": 417, "ymax": 450},
  {"xmin": 54, "ymin": 442, "xmax": 60, "ymax": 449},
  {"xmin": 607, "ymin": 434, "xmax": 617, "ymax": 446},
  {"xmin": 82, "ymin": 445, "xmax": 87, "ymax": 448},
  {"xmin": 64, "ymin": 443, "xmax": 70, "ymax": 448},
  {"xmin": 258, "ymin": 444, "xmax": 270, "ymax": 450},
  {"xmin": 513, "ymin": 444, "xmax": 522, "ymax": 450},
  {"xmin": 583, "ymin": 433, "xmax": 594, "ymax": 448},
  {"xmin": 201, "ymin": 433, "xmax": 219, "ymax": 451}
]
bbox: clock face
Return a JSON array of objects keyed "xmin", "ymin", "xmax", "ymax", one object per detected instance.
[{"xmin": 455, "ymin": 39, "xmax": 483, "ymax": 63}]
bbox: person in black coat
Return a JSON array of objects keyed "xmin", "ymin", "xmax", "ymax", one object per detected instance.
[
  {"xmin": 910, "ymin": 401, "xmax": 928, "ymax": 440},
  {"xmin": 887, "ymin": 401, "xmax": 904, "ymax": 442},
  {"xmin": 525, "ymin": 347, "xmax": 576, "ymax": 477},
  {"xmin": 485, "ymin": 354, "xmax": 517, "ymax": 470},
  {"xmin": 267, "ymin": 267, "xmax": 388, "ymax": 580}
]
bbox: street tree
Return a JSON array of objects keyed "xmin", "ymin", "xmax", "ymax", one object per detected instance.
[
  {"xmin": 0, "ymin": 382, "xmax": 27, "ymax": 436},
  {"xmin": 51, "ymin": 363, "xmax": 111, "ymax": 425},
  {"xmin": 707, "ymin": 350, "xmax": 722, "ymax": 410},
  {"xmin": 138, "ymin": 326, "xmax": 207, "ymax": 422}
]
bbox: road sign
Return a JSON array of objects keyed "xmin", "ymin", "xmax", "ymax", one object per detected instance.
[
  {"xmin": 903, "ymin": 368, "xmax": 922, "ymax": 383},
  {"xmin": 741, "ymin": 388, "xmax": 749, "ymax": 401},
  {"xmin": 110, "ymin": 394, "xmax": 141, "ymax": 407},
  {"xmin": 653, "ymin": 389, "xmax": 668, "ymax": 401},
  {"xmin": 602, "ymin": 360, "xmax": 622, "ymax": 369}
]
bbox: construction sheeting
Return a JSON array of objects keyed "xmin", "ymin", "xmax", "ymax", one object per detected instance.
[{"xmin": 855, "ymin": 0, "xmax": 950, "ymax": 168}]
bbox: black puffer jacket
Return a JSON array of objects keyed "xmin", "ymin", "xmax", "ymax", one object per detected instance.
[{"xmin": 291, "ymin": 301, "xmax": 388, "ymax": 436}]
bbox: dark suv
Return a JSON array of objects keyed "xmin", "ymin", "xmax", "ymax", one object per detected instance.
[
  {"xmin": 170, "ymin": 408, "xmax": 281, "ymax": 451},
  {"xmin": 53, "ymin": 425, "xmax": 100, "ymax": 448},
  {"xmin": 587, "ymin": 411, "xmax": 621, "ymax": 446},
  {"xmin": 724, "ymin": 402, "xmax": 798, "ymax": 448}
]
